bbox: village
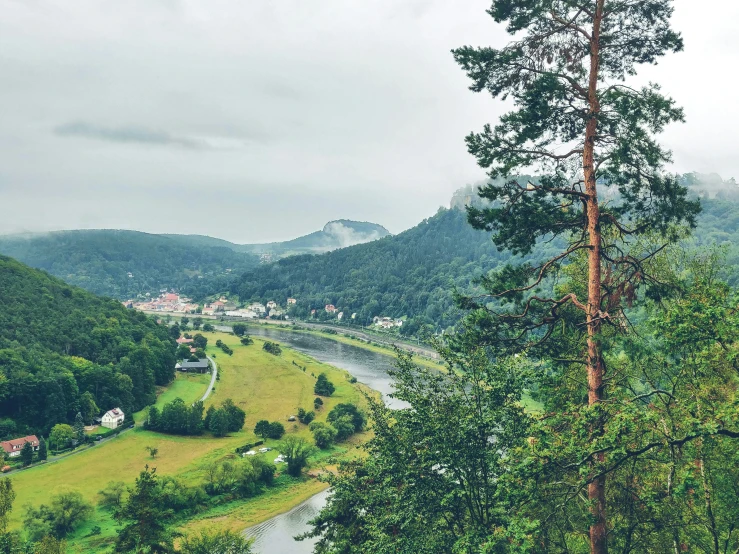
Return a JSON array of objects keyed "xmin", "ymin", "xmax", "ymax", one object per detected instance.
[{"xmin": 126, "ymin": 292, "xmax": 404, "ymax": 329}]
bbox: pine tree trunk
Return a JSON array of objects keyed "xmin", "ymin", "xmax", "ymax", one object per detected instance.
[{"xmin": 584, "ymin": 1, "xmax": 607, "ymax": 553}]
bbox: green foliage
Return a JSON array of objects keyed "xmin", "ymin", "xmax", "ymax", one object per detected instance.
[
  {"xmin": 0, "ymin": 479, "xmax": 15, "ymax": 533},
  {"xmin": 179, "ymin": 529, "xmax": 253, "ymax": 554},
  {"xmin": 313, "ymin": 397, "xmax": 323, "ymax": 410},
  {"xmin": 304, "ymin": 349, "xmax": 531, "ymax": 552},
  {"xmin": 297, "ymin": 408, "xmax": 315, "ymax": 425},
  {"xmin": 146, "ymin": 398, "xmax": 241, "ymax": 438},
  {"xmin": 19, "ymin": 443, "xmax": 33, "ymax": 468},
  {"xmin": 279, "ymin": 436, "xmax": 314, "ymax": 477},
  {"xmin": 97, "ymin": 481, "xmax": 126, "ymax": 511},
  {"xmin": 240, "ymin": 336, "xmax": 254, "ymax": 346},
  {"xmin": 232, "ymin": 323, "xmax": 247, "ymax": 336},
  {"xmin": 327, "ymin": 403, "xmax": 365, "ymax": 433},
  {"xmin": 0, "ymin": 230, "xmax": 259, "ymax": 300},
  {"xmin": 0, "ymin": 256, "xmax": 176, "ymax": 434},
  {"xmin": 202, "ymin": 323, "xmax": 215, "ymax": 332},
  {"xmin": 37, "ymin": 438, "xmax": 47, "ymax": 462},
  {"xmin": 192, "ymin": 334, "xmax": 207, "ymax": 350},
  {"xmin": 23, "ymin": 489, "xmax": 93, "ymax": 540},
  {"xmin": 313, "ymin": 373, "xmax": 335, "ymax": 397},
  {"xmin": 309, "ymin": 422, "xmax": 337, "ymax": 450},
  {"xmin": 73, "ymin": 413, "xmax": 85, "ymax": 444},
  {"xmin": 261, "ymin": 341, "xmax": 282, "ymax": 356},
  {"xmin": 48, "ymin": 425, "xmax": 74, "ymax": 452},
  {"xmin": 215, "ymin": 339, "xmax": 234, "ymax": 356},
  {"xmin": 253, "ymin": 420, "xmax": 270, "ymax": 440},
  {"xmin": 114, "ymin": 466, "xmax": 174, "ymax": 553},
  {"xmin": 266, "ymin": 422, "xmax": 285, "ymax": 440}
]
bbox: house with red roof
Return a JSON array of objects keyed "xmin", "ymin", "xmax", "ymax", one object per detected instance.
[{"xmin": 1, "ymin": 435, "xmax": 39, "ymax": 458}]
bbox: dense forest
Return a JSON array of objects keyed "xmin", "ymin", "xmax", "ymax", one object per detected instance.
[
  {"xmin": 233, "ymin": 178, "xmax": 739, "ymax": 336},
  {"xmin": 0, "ymin": 230, "xmax": 259, "ymax": 300},
  {"xmin": 0, "ymin": 255, "xmax": 176, "ymax": 438},
  {"xmin": 233, "ymin": 208, "xmax": 548, "ymax": 334}
]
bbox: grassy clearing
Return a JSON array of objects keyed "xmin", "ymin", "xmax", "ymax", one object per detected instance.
[{"xmin": 6, "ymin": 331, "xmax": 371, "ymax": 551}]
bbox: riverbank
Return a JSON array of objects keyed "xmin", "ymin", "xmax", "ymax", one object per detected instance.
[
  {"xmin": 238, "ymin": 320, "xmax": 446, "ymax": 371},
  {"xmin": 6, "ymin": 331, "xmax": 375, "ymax": 552}
]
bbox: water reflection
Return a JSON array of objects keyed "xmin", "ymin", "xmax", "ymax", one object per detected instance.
[{"xmin": 244, "ymin": 489, "xmax": 330, "ymax": 554}]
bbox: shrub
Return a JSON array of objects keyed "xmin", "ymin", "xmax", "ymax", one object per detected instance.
[
  {"xmin": 309, "ymin": 422, "xmax": 337, "ymax": 449},
  {"xmin": 327, "ymin": 403, "xmax": 366, "ymax": 433},
  {"xmin": 240, "ymin": 336, "xmax": 253, "ymax": 346},
  {"xmin": 267, "ymin": 422, "xmax": 285, "ymax": 440},
  {"xmin": 314, "ymin": 373, "xmax": 335, "ymax": 396},
  {"xmin": 262, "ymin": 341, "xmax": 282, "ymax": 356},
  {"xmin": 254, "ymin": 420, "xmax": 270, "ymax": 439}
]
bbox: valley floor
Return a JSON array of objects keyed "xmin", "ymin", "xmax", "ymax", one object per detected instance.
[{"xmin": 6, "ymin": 331, "xmax": 374, "ymax": 552}]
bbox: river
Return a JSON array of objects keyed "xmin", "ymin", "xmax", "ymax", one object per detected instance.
[{"xmin": 239, "ymin": 326, "xmax": 405, "ymax": 553}]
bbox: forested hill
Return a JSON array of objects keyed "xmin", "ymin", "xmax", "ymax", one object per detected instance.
[
  {"xmin": 233, "ymin": 189, "xmax": 739, "ymax": 335},
  {"xmin": 232, "ymin": 208, "xmax": 559, "ymax": 334},
  {"xmin": 0, "ymin": 229, "xmax": 259, "ymax": 300},
  {"xmin": 0, "ymin": 255, "xmax": 176, "ymax": 437}
]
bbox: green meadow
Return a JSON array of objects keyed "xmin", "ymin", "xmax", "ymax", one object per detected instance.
[{"xmin": 6, "ymin": 331, "xmax": 372, "ymax": 551}]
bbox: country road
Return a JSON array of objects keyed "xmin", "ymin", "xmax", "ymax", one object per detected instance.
[{"xmin": 200, "ymin": 355, "xmax": 218, "ymax": 402}]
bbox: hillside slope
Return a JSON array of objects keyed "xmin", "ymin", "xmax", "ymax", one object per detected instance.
[
  {"xmin": 0, "ymin": 229, "xmax": 259, "ymax": 300},
  {"xmin": 0, "ymin": 255, "xmax": 176, "ymax": 436},
  {"xmin": 232, "ymin": 208, "xmax": 558, "ymax": 334},
  {"xmin": 233, "ymin": 187, "xmax": 739, "ymax": 334}
]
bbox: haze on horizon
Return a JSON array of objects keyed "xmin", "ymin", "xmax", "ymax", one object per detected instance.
[{"xmin": 1, "ymin": 0, "xmax": 737, "ymax": 243}]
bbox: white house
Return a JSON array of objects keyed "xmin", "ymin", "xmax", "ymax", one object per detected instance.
[
  {"xmin": 266, "ymin": 300, "xmax": 278, "ymax": 309},
  {"xmin": 102, "ymin": 408, "xmax": 125, "ymax": 429},
  {"xmin": 249, "ymin": 303, "xmax": 266, "ymax": 314}
]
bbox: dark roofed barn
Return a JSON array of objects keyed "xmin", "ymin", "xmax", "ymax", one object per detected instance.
[{"xmin": 176, "ymin": 359, "xmax": 210, "ymax": 373}]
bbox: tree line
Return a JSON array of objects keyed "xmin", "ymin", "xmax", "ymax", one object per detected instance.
[{"xmin": 144, "ymin": 398, "xmax": 245, "ymax": 437}]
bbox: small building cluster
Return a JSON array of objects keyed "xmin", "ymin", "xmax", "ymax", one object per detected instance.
[
  {"xmin": 373, "ymin": 316, "xmax": 403, "ymax": 329},
  {"xmin": 128, "ymin": 292, "xmax": 199, "ymax": 314}
]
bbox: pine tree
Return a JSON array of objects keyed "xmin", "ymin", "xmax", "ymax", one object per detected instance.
[
  {"xmin": 20, "ymin": 442, "xmax": 33, "ymax": 467},
  {"xmin": 37, "ymin": 437, "xmax": 47, "ymax": 461},
  {"xmin": 115, "ymin": 466, "xmax": 174, "ymax": 553},
  {"xmin": 73, "ymin": 412, "xmax": 85, "ymax": 444},
  {"xmin": 452, "ymin": 2, "xmax": 699, "ymax": 552}
]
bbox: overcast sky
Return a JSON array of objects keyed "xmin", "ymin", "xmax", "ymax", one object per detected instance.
[{"xmin": 1, "ymin": 1, "xmax": 736, "ymax": 243}]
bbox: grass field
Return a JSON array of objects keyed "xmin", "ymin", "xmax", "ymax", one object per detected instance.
[{"xmin": 6, "ymin": 331, "xmax": 372, "ymax": 551}]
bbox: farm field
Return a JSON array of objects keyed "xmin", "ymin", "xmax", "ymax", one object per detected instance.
[{"xmin": 6, "ymin": 331, "xmax": 372, "ymax": 552}]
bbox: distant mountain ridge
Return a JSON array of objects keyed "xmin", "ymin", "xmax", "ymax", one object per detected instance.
[
  {"xmin": 164, "ymin": 219, "xmax": 391, "ymax": 258},
  {"xmin": 0, "ymin": 219, "xmax": 390, "ymax": 300}
]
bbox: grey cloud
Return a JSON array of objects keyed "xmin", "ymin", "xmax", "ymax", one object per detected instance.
[
  {"xmin": 0, "ymin": 0, "xmax": 737, "ymax": 241},
  {"xmin": 53, "ymin": 122, "xmax": 211, "ymax": 150}
]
